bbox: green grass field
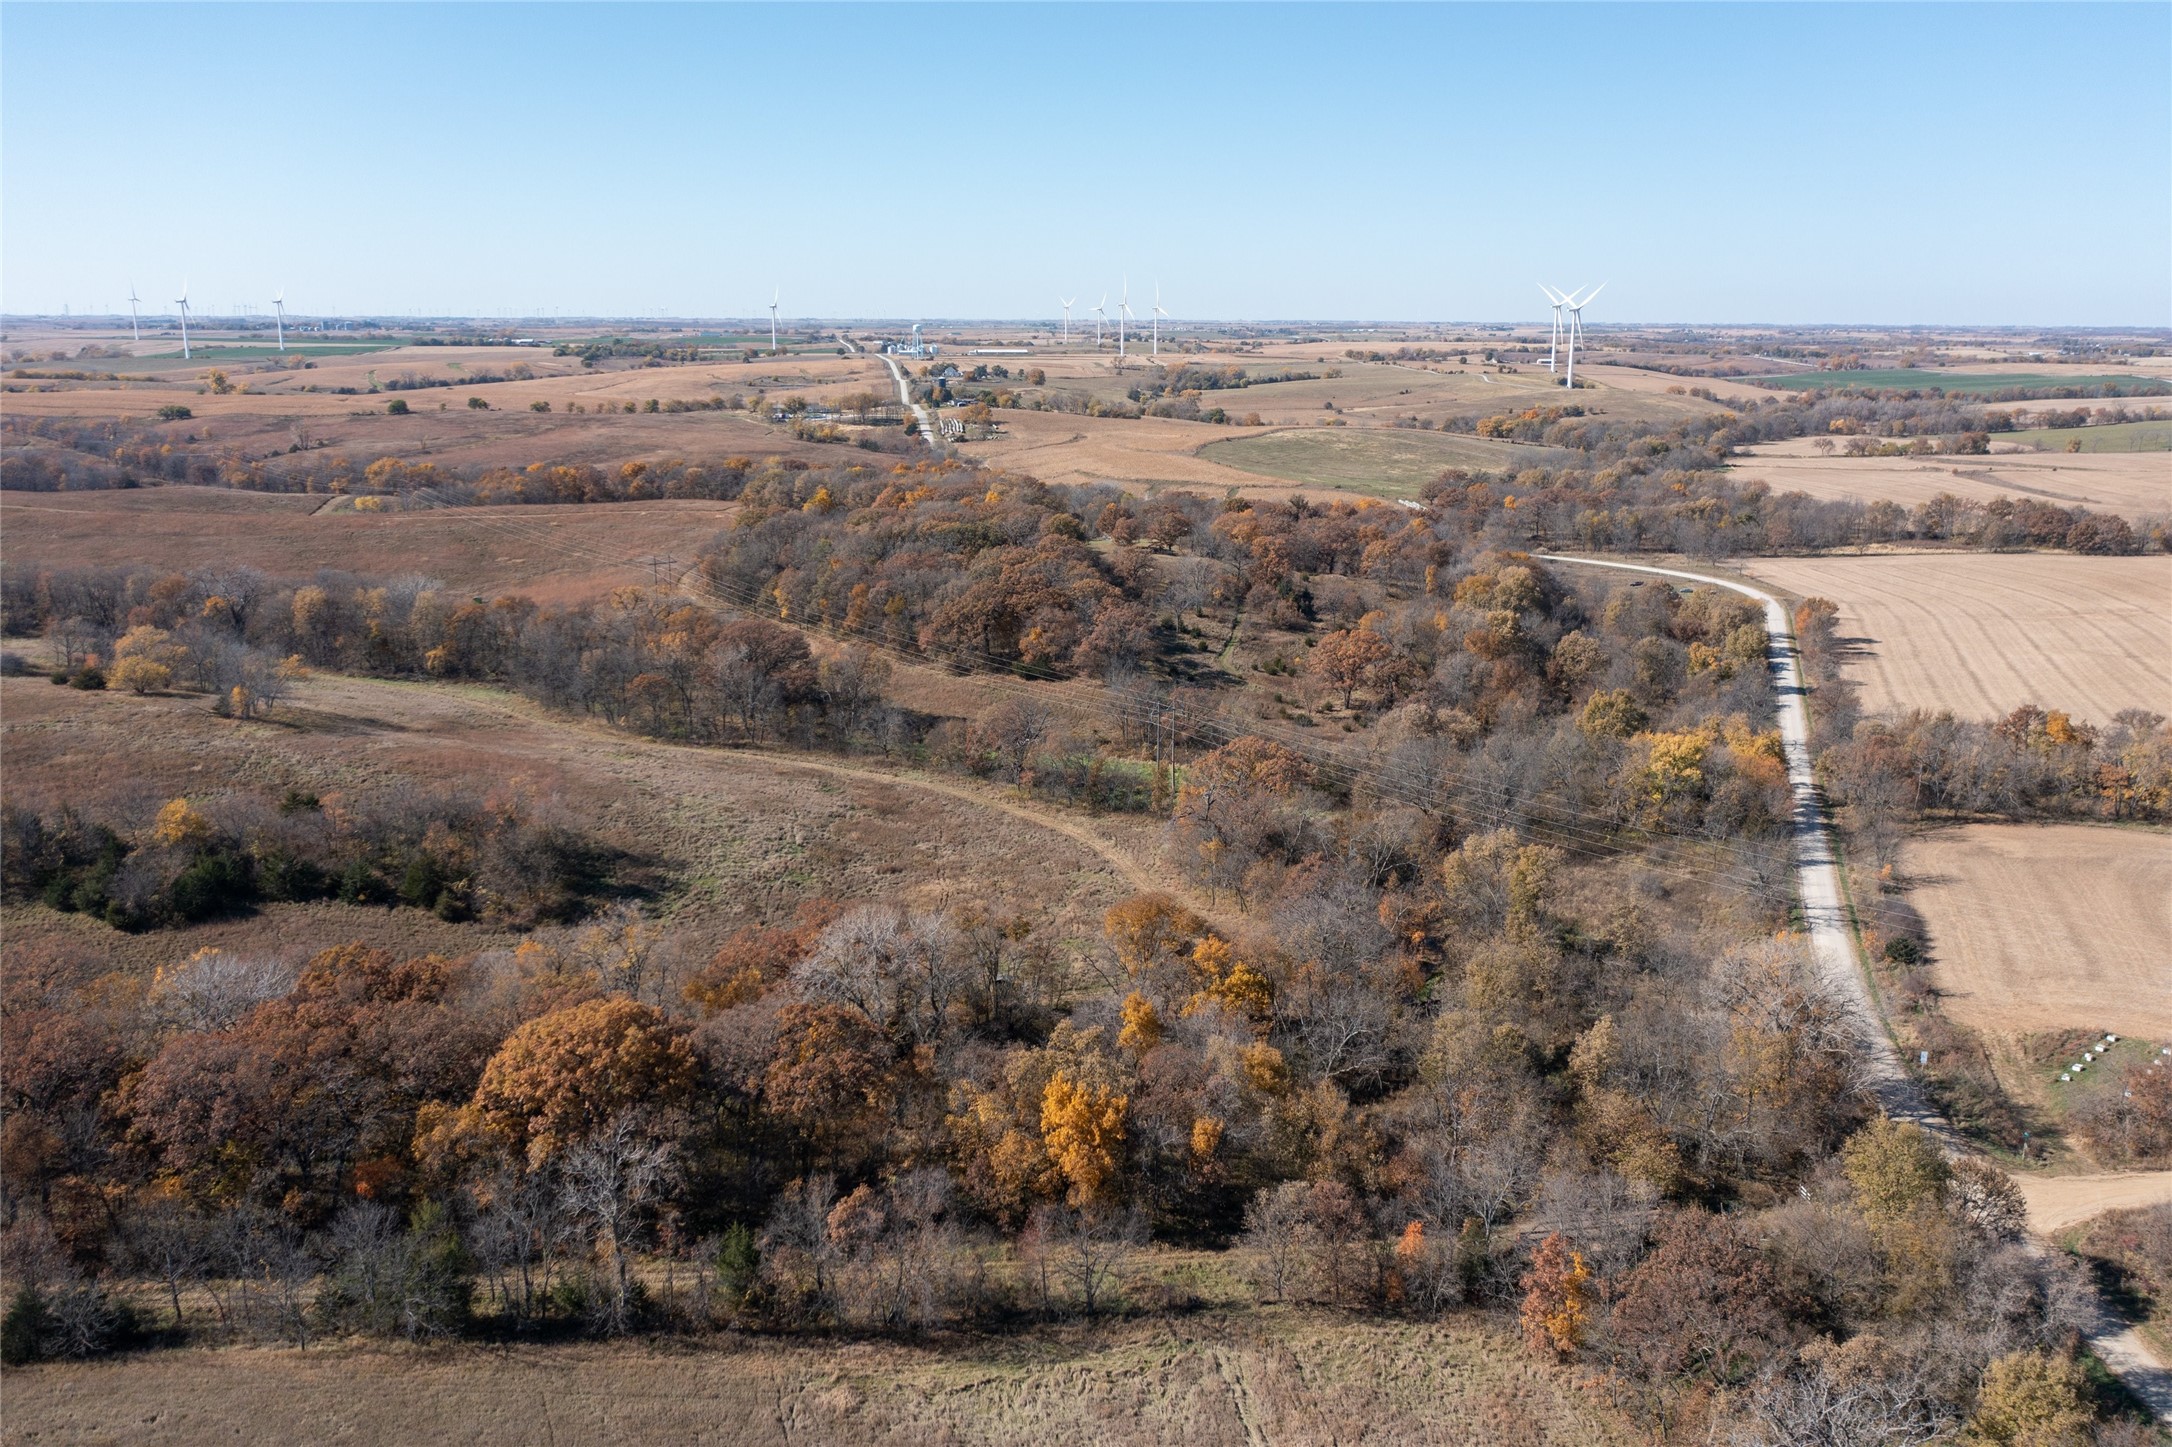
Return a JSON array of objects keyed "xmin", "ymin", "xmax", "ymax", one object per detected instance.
[
  {"xmin": 1199, "ymin": 426, "xmax": 1577, "ymax": 497},
  {"xmin": 1756, "ymin": 369, "xmax": 2169, "ymax": 396},
  {"xmin": 1999, "ymin": 419, "xmax": 2172, "ymax": 453},
  {"xmin": 133, "ymin": 341, "xmax": 408, "ymax": 362}
]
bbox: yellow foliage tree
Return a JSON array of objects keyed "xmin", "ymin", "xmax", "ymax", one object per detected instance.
[
  {"xmin": 150, "ymin": 798, "xmax": 212, "ymax": 849},
  {"xmin": 1841, "ymin": 1116, "xmax": 1949, "ymax": 1222},
  {"xmin": 1040, "ymin": 1070, "xmax": 1127, "ymax": 1206},
  {"xmin": 1964, "ymin": 1350, "xmax": 2092, "ymax": 1447},
  {"xmin": 1117, "ymin": 992, "xmax": 1162, "ymax": 1053}
]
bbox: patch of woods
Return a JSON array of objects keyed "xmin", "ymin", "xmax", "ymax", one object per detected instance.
[
  {"xmin": 2, "ymin": 784, "xmax": 634, "ymax": 932},
  {"xmin": 0, "ymin": 583, "xmax": 2158, "ymax": 1440},
  {"xmin": 7, "ymin": 389, "xmax": 2162, "ymax": 557},
  {"xmin": 4, "ymin": 859, "xmax": 2154, "ymax": 1439},
  {"xmin": 1, "ymin": 487, "xmax": 2164, "ymax": 1436}
]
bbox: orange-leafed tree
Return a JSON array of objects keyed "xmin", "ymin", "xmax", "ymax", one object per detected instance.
[
  {"xmin": 1519, "ymin": 1232, "xmax": 1597, "ymax": 1359},
  {"xmin": 1309, "ymin": 623, "xmax": 1393, "ymax": 709},
  {"xmin": 468, "ymin": 996, "xmax": 696, "ymax": 1167},
  {"xmin": 1040, "ymin": 1070, "xmax": 1128, "ymax": 1206}
]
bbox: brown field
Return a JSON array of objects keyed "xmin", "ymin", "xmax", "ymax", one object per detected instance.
[
  {"xmin": 1727, "ymin": 443, "xmax": 2171, "ymax": 522},
  {"xmin": 1, "ymin": 488, "xmax": 738, "ymax": 603},
  {"xmin": 962, "ymin": 407, "xmax": 1265, "ymax": 492},
  {"xmin": 0, "ymin": 1310, "xmax": 1628, "ymax": 1447},
  {"xmin": 0, "ymin": 672, "xmax": 1161, "ymax": 971},
  {"xmin": 2016, "ymin": 1171, "xmax": 2172, "ymax": 1235},
  {"xmin": 1740, "ymin": 553, "xmax": 2172, "ymax": 722},
  {"xmin": 1904, "ymin": 823, "xmax": 2172, "ymax": 1044}
]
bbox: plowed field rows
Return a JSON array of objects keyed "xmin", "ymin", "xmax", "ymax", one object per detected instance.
[{"xmin": 1742, "ymin": 553, "xmax": 2171, "ymax": 722}]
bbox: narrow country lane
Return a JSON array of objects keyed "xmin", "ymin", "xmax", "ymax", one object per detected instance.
[
  {"xmin": 1538, "ymin": 552, "xmax": 2171, "ymax": 1422},
  {"xmin": 1536, "ymin": 554, "xmax": 1929, "ymax": 1124},
  {"xmin": 878, "ymin": 350, "xmax": 941, "ymax": 449}
]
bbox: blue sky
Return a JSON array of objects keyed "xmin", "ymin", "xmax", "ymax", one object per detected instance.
[{"xmin": 4, "ymin": 2, "xmax": 2167, "ymax": 325}]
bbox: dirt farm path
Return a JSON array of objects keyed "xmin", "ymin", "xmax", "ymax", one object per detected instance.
[{"xmin": 314, "ymin": 674, "xmax": 1232, "ymax": 936}]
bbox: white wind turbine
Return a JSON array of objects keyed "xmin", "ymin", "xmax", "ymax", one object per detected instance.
[
  {"xmin": 127, "ymin": 283, "xmax": 141, "ymax": 343},
  {"xmin": 1060, "ymin": 296, "xmax": 1075, "ymax": 345},
  {"xmin": 1151, "ymin": 281, "xmax": 1168, "ymax": 359},
  {"xmin": 175, "ymin": 281, "xmax": 192, "ymax": 360},
  {"xmin": 768, "ymin": 286, "xmax": 780, "ymax": 353},
  {"xmin": 1538, "ymin": 284, "xmax": 1568, "ymax": 373},
  {"xmin": 1562, "ymin": 282, "xmax": 1604, "ymax": 388},
  {"xmin": 1117, "ymin": 278, "xmax": 1132, "ymax": 359},
  {"xmin": 1092, "ymin": 294, "xmax": 1107, "ymax": 348},
  {"xmin": 272, "ymin": 289, "xmax": 287, "ymax": 352}
]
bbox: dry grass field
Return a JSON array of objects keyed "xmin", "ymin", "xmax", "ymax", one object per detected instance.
[
  {"xmin": 1727, "ymin": 443, "xmax": 2171, "ymax": 522},
  {"xmin": 1904, "ymin": 823, "xmax": 2172, "ymax": 1044},
  {"xmin": 0, "ymin": 672, "xmax": 1155, "ymax": 971},
  {"xmin": 1741, "ymin": 553, "xmax": 2172, "ymax": 722},
  {"xmin": 961, "ymin": 408, "xmax": 1265, "ymax": 492},
  {"xmin": 0, "ymin": 1310, "xmax": 1629, "ymax": 1447},
  {"xmin": 1, "ymin": 488, "xmax": 737, "ymax": 603},
  {"xmin": 1199, "ymin": 428, "xmax": 1578, "ymax": 497}
]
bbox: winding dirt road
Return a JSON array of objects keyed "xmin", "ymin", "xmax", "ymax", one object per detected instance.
[{"xmin": 1538, "ymin": 553, "xmax": 2171, "ymax": 1421}]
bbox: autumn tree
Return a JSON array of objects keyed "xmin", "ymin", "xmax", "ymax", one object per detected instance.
[
  {"xmin": 1309, "ymin": 622, "xmax": 1394, "ymax": 709},
  {"xmin": 1519, "ymin": 1232, "xmax": 1596, "ymax": 1360},
  {"xmin": 1964, "ymin": 1350, "xmax": 2092, "ymax": 1447},
  {"xmin": 464, "ymin": 996, "xmax": 697, "ymax": 1167},
  {"xmin": 1040, "ymin": 1070, "xmax": 1127, "ymax": 1206}
]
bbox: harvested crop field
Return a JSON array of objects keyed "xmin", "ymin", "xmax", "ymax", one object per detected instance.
[
  {"xmin": 959, "ymin": 408, "xmax": 1261, "ymax": 492},
  {"xmin": 0, "ymin": 1311, "xmax": 1629, "ymax": 1447},
  {"xmin": 0, "ymin": 673, "xmax": 1158, "ymax": 972},
  {"xmin": 1726, "ymin": 446, "xmax": 2170, "ymax": 521},
  {"xmin": 1741, "ymin": 553, "xmax": 2172, "ymax": 722},
  {"xmin": 1198, "ymin": 427, "xmax": 1577, "ymax": 497},
  {"xmin": 1, "ymin": 488, "xmax": 738, "ymax": 603},
  {"xmin": 1905, "ymin": 824, "xmax": 2172, "ymax": 1043}
]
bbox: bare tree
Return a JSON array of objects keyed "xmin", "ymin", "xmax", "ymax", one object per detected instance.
[{"xmin": 559, "ymin": 1113, "xmax": 676, "ymax": 1335}]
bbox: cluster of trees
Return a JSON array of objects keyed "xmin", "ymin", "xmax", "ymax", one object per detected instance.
[
  {"xmin": 702, "ymin": 464, "xmax": 1162, "ymax": 679},
  {"xmin": 0, "ymin": 545, "xmax": 2142, "ymax": 1437},
  {"xmin": 1, "ymin": 781, "xmax": 627, "ymax": 932},
  {"xmin": 1822, "ymin": 704, "xmax": 2172, "ymax": 854},
  {"xmin": 1, "ymin": 856, "xmax": 2124, "ymax": 1439}
]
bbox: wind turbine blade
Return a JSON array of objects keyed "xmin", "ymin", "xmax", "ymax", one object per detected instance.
[{"xmin": 1580, "ymin": 282, "xmax": 1606, "ymax": 306}]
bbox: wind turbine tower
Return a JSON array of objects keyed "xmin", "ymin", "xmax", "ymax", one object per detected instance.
[
  {"xmin": 175, "ymin": 283, "xmax": 192, "ymax": 360},
  {"xmin": 768, "ymin": 287, "xmax": 780, "ymax": 353},
  {"xmin": 1151, "ymin": 282, "xmax": 1168, "ymax": 359},
  {"xmin": 1092, "ymin": 294, "xmax": 1107, "ymax": 348},
  {"xmin": 1563, "ymin": 283, "xmax": 1604, "ymax": 389},
  {"xmin": 1060, "ymin": 296, "xmax": 1075, "ymax": 345},
  {"xmin": 127, "ymin": 283, "xmax": 141, "ymax": 343},
  {"xmin": 273, "ymin": 290, "xmax": 287, "ymax": 352},
  {"xmin": 1538, "ymin": 284, "xmax": 1567, "ymax": 373},
  {"xmin": 1117, "ymin": 279, "xmax": 1131, "ymax": 360}
]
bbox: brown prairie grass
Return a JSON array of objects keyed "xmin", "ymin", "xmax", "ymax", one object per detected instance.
[
  {"xmin": 0, "ymin": 672, "xmax": 1147, "ymax": 976},
  {"xmin": 0, "ymin": 1309, "xmax": 1630, "ymax": 1447},
  {"xmin": 1, "ymin": 488, "xmax": 739, "ymax": 605}
]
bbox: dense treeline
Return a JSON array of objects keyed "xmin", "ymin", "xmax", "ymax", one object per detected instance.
[
  {"xmin": 2, "ymin": 783, "xmax": 630, "ymax": 932},
  {"xmin": 6, "ymin": 400, "xmax": 2157, "ymax": 557}
]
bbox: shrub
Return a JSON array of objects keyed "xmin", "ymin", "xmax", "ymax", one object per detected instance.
[
  {"xmin": 386, "ymin": 398, "xmax": 410, "ymax": 415},
  {"xmin": 156, "ymin": 404, "xmax": 192, "ymax": 421}
]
